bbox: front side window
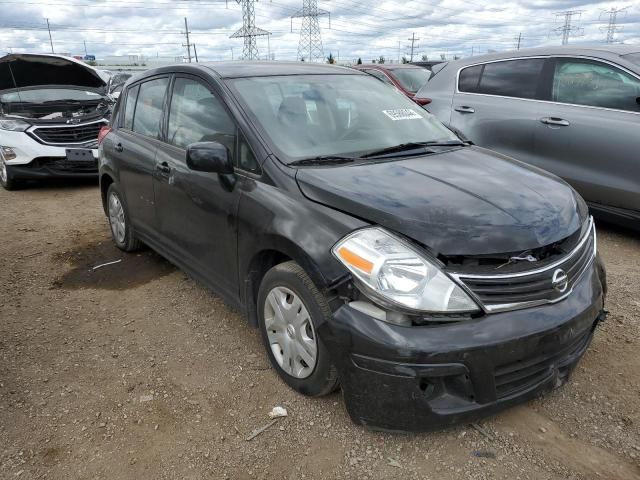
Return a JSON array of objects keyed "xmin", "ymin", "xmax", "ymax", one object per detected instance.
[
  {"xmin": 132, "ymin": 77, "xmax": 169, "ymax": 139},
  {"xmin": 167, "ymin": 77, "xmax": 236, "ymax": 156},
  {"xmin": 459, "ymin": 59, "xmax": 545, "ymax": 99},
  {"xmin": 552, "ymin": 59, "xmax": 640, "ymax": 112},
  {"xmin": 122, "ymin": 84, "xmax": 139, "ymax": 130},
  {"xmin": 230, "ymin": 74, "xmax": 459, "ymax": 162}
]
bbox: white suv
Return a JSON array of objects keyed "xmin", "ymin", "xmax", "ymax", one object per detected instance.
[{"xmin": 0, "ymin": 53, "xmax": 111, "ymax": 190}]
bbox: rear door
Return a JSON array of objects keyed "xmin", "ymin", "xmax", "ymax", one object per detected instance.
[
  {"xmin": 152, "ymin": 74, "xmax": 243, "ymax": 297},
  {"xmin": 534, "ymin": 57, "xmax": 640, "ymax": 213},
  {"xmin": 110, "ymin": 76, "xmax": 170, "ymax": 236},
  {"xmin": 450, "ymin": 58, "xmax": 547, "ymax": 166}
]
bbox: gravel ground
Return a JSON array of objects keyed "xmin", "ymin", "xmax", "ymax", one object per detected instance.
[{"xmin": 0, "ymin": 181, "xmax": 639, "ymax": 480}]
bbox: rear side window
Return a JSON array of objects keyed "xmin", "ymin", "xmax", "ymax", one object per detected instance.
[
  {"xmin": 132, "ymin": 77, "xmax": 169, "ymax": 139},
  {"xmin": 122, "ymin": 84, "xmax": 139, "ymax": 130},
  {"xmin": 458, "ymin": 65, "xmax": 482, "ymax": 92},
  {"xmin": 459, "ymin": 59, "xmax": 545, "ymax": 99},
  {"xmin": 552, "ymin": 59, "xmax": 640, "ymax": 112},
  {"xmin": 167, "ymin": 77, "xmax": 236, "ymax": 155}
]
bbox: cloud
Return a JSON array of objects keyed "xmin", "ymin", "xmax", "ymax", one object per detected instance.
[{"xmin": 0, "ymin": 0, "xmax": 638, "ymax": 63}]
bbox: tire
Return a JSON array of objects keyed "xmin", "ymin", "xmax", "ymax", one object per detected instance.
[
  {"xmin": 0, "ymin": 161, "xmax": 20, "ymax": 191},
  {"xmin": 257, "ymin": 261, "xmax": 339, "ymax": 397},
  {"xmin": 106, "ymin": 184, "xmax": 142, "ymax": 252}
]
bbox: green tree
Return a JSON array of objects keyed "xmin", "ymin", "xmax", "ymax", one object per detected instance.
[
  {"xmin": 401, "ymin": 56, "xmax": 409, "ymax": 64},
  {"xmin": 327, "ymin": 52, "xmax": 335, "ymax": 64},
  {"xmin": 356, "ymin": 57, "xmax": 362, "ymax": 65},
  {"xmin": 421, "ymin": 54, "xmax": 428, "ymax": 61},
  {"xmin": 378, "ymin": 56, "xmax": 385, "ymax": 64}
]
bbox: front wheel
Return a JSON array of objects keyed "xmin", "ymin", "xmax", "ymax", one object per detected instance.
[
  {"xmin": 0, "ymin": 160, "xmax": 19, "ymax": 190},
  {"xmin": 257, "ymin": 261, "xmax": 339, "ymax": 397}
]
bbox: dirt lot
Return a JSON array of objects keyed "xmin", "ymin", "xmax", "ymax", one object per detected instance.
[{"xmin": 0, "ymin": 181, "xmax": 639, "ymax": 480}]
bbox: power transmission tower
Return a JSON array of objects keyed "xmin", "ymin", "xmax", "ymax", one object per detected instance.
[
  {"xmin": 600, "ymin": 6, "xmax": 628, "ymax": 44},
  {"xmin": 183, "ymin": 17, "xmax": 192, "ymax": 63},
  {"xmin": 407, "ymin": 33, "xmax": 419, "ymax": 62},
  {"xmin": 230, "ymin": 0, "xmax": 271, "ymax": 60},
  {"xmin": 291, "ymin": 0, "xmax": 329, "ymax": 62},
  {"xmin": 552, "ymin": 10, "xmax": 584, "ymax": 45}
]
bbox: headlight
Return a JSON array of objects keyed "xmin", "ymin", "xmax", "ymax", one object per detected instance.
[
  {"xmin": 332, "ymin": 227, "xmax": 479, "ymax": 313},
  {"xmin": 0, "ymin": 119, "xmax": 30, "ymax": 131}
]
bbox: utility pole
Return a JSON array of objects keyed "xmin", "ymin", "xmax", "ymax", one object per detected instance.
[
  {"xmin": 407, "ymin": 32, "xmax": 419, "ymax": 62},
  {"xmin": 193, "ymin": 44, "xmax": 199, "ymax": 62},
  {"xmin": 230, "ymin": 0, "xmax": 271, "ymax": 60},
  {"xmin": 183, "ymin": 17, "xmax": 192, "ymax": 63},
  {"xmin": 83, "ymin": 40, "xmax": 87, "ymax": 55},
  {"xmin": 600, "ymin": 6, "xmax": 628, "ymax": 44},
  {"xmin": 552, "ymin": 10, "xmax": 584, "ymax": 45},
  {"xmin": 516, "ymin": 32, "xmax": 522, "ymax": 50},
  {"xmin": 45, "ymin": 18, "xmax": 54, "ymax": 53},
  {"xmin": 291, "ymin": 0, "xmax": 329, "ymax": 62}
]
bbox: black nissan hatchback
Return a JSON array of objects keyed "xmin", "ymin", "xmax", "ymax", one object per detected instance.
[{"xmin": 98, "ymin": 62, "xmax": 606, "ymax": 432}]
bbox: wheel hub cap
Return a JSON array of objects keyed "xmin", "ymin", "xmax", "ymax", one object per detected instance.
[
  {"xmin": 108, "ymin": 192, "xmax": 126, "ymax": 244},
  {"xmin": 264, "ymin": 286, "xmax": 318, "ymax": 379}
]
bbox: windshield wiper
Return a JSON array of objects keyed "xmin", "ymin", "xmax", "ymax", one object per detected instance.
[
  {"xmin": 289, "ymin": 155, "xmax": 356, "ymax": 167},
  {"xmin": 361, "ymin": 140, "xmax": 467, "ymax": 159}
]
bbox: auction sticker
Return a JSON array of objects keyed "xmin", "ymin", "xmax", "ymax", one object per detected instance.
[{"xmin": 382, "ymin": 109, "xmax": 423, "ymax": 121}]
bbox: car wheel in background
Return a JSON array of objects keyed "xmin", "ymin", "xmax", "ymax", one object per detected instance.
[
  {"xmin": 0, "ymin": 161, "xmax": 20, "ymax": 190},
  {"xmin": 106, "ymin": 183, "xmax": 142, "ymax": 252},
  {"xmin": 257, "ymin": 260, "xmax": 339, "ymax": 397}
]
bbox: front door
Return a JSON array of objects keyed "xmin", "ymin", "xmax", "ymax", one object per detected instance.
[
  {"xmin": 153, "ymin": 75, "xmax": 240, "ymax": 297},
  {"xmin": 534, "ymin": 57, "xmax": 640, "ymax": 213}
]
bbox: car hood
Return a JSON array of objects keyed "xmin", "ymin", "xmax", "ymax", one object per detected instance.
[
  {"xmin": 295, "ymin": 146, "xmax": 586, "ymax": 256},
  {"xmin": 0, "ymin": 54, "xmax": 106, "ymax": 92}
]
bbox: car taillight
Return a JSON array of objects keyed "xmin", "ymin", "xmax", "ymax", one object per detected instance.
[
  {"xmin": 414, "ymin": 97, "xmax": 432, "ymax": 106},
  {"xmin": 97, "ymin": 126, "xmax": 112, "ymax": 145}
]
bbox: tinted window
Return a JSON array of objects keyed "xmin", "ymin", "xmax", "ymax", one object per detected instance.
[
  {"xmin": 365, "ymin": 70, "xmax": 393, "ymax": 85},
  {"xmin": 458, "ymin": 65, "xmax": 482, "ymax": 92},
  {"xmin": 552, "ymin": 59, "xmax": 640, "ymax": 112},
  {"xmin": 132, "ymin": 77, "xmax": 169, "ymax": 138},
  {"xmin": 123, "ymin": 84, "xmax": 139, "ymax": 130},
  {"xmin": 461, "ymin": 59, "xmax": 545, "ymax": 99},
  {"xmin": 167, "ymin": 77, "xmax": 236, "ymax": 155}
]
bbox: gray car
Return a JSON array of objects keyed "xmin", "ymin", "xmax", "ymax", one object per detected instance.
[{"xmin": 416, "ymin": 46, "xmax": 640, "ymax": 227}]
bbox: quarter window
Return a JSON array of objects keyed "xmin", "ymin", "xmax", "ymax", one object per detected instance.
[
  {"xmin": 552, "ymin": 59, "xmax": 640, "ymax": 112},
  {"xmin": 167, "ymin": 77, "xmax": 236, "ymax": 156},
  {"xmin": 132, "ymin": 77, "xmax": 169, "ymax": 138},
  {"xmin": 459, "ymin": 59, "xmax": 545, "ymax": 99},
  {"xmin": 122, "ymin": 84, "xmax": 139, "ymax": 130}
]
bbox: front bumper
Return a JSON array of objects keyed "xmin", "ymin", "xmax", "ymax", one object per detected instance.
[
  {"xmin": 9, "ymin": 156, "xmax": 98, "ymax": 180},
  {"xmin": 319, "ymin": 260, "xmax": 605, "ymax": 432}
]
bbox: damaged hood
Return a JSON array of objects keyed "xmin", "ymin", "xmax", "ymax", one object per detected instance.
[
  {"xmin": 0, "ymin": 53, "xmax": 107, "ymax": 93},
  {"xmin": 296, "ymin": 146, "xmax": 587, "ymax": 256}
]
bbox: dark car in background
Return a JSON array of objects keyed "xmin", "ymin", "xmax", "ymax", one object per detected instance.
[
  {"xmin": 417, "ymin": 45, "xmax": 640, "ymax": 228},
  {"xmin": 99, "ymin": 61, "xmax": 606, "ymax": 432},
  {"xmin": 353, "ymin": 64, "xmax": 432, "ymax": 105}
]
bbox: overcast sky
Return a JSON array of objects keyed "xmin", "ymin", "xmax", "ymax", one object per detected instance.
[{"xmin": 0, "ymin": 0, "xmax": 638, "ymax": 63}]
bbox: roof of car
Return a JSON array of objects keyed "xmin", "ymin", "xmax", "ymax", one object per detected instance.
[
  {"xmin": 444, "ymin": 44, "xmax": 640, "ymax": 67},
  {"xmin": 355, "ymin": 64, "xmax": 422, "ymax": 70},
  {"xmin": 173, "ymin": 61, "xmax": 364, "ymax": 79}
]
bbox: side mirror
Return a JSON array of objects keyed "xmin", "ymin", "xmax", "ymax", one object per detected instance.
[{"xmin": 186, "ymin": 142, "xmax": 234, "ymax": 174}]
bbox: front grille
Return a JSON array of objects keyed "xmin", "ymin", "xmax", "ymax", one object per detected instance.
[
  {"xmin": 494, "ymin": 327, "xmax": 592, "ymax": 399},
  {"xmin": 30, "ymin": 121, "xmax": 106, "ymax": 146},
  {"xmin": 452, "ymin": 217, "xmax": 596, "ymax": 313},
  {"xmin": 30, "ymin": 156, "xmax": 98, "ymax": 174}
]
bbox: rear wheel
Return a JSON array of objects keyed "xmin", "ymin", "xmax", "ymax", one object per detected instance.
[
  {"xmin": 106, "ymin": 184, "xmax": 142, "ymax": 252},
  {"xmin": 0, "ymin": 161, "xmax": 19, "ymax": 190},
  {"xmin": 257, "ymin": 261, "xmax": 339, "ymax": 397}
]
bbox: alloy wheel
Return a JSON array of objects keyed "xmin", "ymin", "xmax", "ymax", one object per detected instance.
[
  {"xmin": 0, "ymin": 161, "xmax": 7, "ymax": 184},
  {"xmin": 108, "ymin": 192, "xmax": 126, "ymax": 244},
  {"xmin": 264, "ymin": 286, "xmax": 318, "ymax": 379}
]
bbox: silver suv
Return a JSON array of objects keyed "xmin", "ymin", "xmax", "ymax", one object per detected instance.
[{"xmin": 416, "ymin": 46, "xmax": 640, "ymax": 227}]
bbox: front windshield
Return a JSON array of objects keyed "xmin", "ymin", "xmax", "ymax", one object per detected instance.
[
  {"xmin": 0, "ymin": 88, "xmax": 103, "ymax": 103},
  {"xmin": 390, "ymin": 68, "xmax": 431, "ymax": 93},
  {"xmin": 230, "ymin": 74, "xmax": 458, "ymax": 161}
]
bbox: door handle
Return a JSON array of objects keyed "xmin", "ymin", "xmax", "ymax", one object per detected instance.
[
  {"xmin": 540, "ymin": 117, "xmax": 570, "ymax": 127},
  {"xmin": 114, "ymin": 143, "xmax": 123, "ymax": 153},
  {"xmin": 156, "ymin": 162, "xmax": 171, "ymax": 175},
  {"xmin": 454, "ymin": 105, "xmax": 475, "ymax": 114}
]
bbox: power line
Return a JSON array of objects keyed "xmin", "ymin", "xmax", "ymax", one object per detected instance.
[
  {"xmin": 229, "ymin": 0, "xmax": 271, "ymax": 59},
  {"xmin": 291, "ymin": 0, "xmax": 329, "ymax": 62},
  {"xmin": 552, "ymin": 10, "xmax": 584, "ymax": 46},
  {"xmin": 600, "ymin": 6, "xmax": 628, "ymax": 44}
]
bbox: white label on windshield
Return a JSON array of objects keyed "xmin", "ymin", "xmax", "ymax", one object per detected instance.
[{"xmin": 382, "ymin": 109, "xmax": 423, "ymax": 121}]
